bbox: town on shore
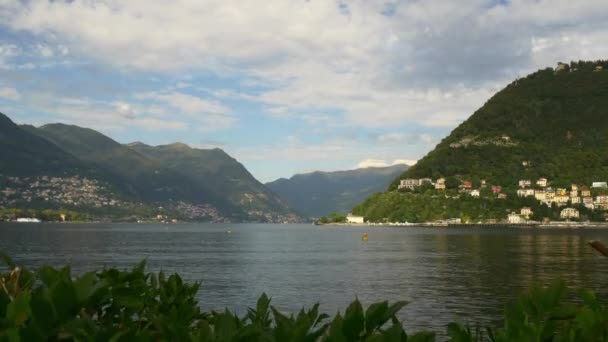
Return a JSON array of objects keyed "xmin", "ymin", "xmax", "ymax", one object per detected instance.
[{"xmin": 336, "ymin": 175, "xmax": 608, "ymax": 227}]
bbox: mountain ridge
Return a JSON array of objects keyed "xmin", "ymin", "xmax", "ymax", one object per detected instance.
[{"xmin": 266, "ymin": 164, "xmax": 408, "ymax": 218}]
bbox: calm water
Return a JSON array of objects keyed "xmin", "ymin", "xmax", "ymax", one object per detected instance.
[{"xmin": 1, "ymin": 223, "xmax": 608, "ymax": 333}]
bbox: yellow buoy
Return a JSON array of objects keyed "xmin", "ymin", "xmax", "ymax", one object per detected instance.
[{"xmin": 362, "ymin": 232, "xmax": 368, "ymax": 241}]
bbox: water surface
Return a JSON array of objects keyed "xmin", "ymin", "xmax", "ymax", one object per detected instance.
[{"xmin": 1, "ymin": 223, "xmax": 608, "ymax": 332}]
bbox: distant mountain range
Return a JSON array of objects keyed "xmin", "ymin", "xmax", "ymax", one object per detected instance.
[
  {"xmin": 266, "ymin": 164, "xmax": 408, "ymax": 218},
  {"xmin": 0, "ymin": 112, "xmax": 298, "ymax": 222}
]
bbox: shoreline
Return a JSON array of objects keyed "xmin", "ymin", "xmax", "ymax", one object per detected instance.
[{"xmin": 316, "ymin": 222, "xmax": 608, "ymax": 228}]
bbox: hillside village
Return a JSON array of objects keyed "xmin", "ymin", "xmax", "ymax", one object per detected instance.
[{"xmin": 397, "ymin": 175, "xmax": 608, "ymax": 223}]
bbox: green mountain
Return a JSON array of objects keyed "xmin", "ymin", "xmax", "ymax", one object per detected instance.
[
  {"xmin": 0, "ymin": 113, "xmax": 86, "ymax": 176},
  {"xmin": 128, "ymin": 142, "xmax": 298, "ymax": 221},
  {"xmin": 355, "ymin": 60, "xmax": 608, "ymax": 223},
  {"xmin": 393, "ymin": 60, "xmax": 608, "ymax": 189},
  {"xmin": 266, "ymin": 164, "xmax": 408, "ymax": 218}
]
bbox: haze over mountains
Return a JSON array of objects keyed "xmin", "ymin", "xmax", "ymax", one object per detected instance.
[{"xmin": 266, "ymin": 164, "xmax": 408, "ymax": 218}]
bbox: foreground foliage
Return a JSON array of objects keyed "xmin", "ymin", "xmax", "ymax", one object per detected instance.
[{"xmin": 1, "ymin": 255, "xmax": 607, "ymax": 341}]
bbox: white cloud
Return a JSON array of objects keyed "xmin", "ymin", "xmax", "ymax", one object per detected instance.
[
  {"xmin": 135, "ymin": 91, "xmax": 236, "ymax": 129},
  {"xmin": 0, "ymin": 43, "xmax": 19, "ymax": 68},
  {"xmin": 356, "ymin": 159, "xmax": 416, "ymax": 169},
  {"xmin": 0, "ymin": 87, "xmax": 20, "ymax": 101}
]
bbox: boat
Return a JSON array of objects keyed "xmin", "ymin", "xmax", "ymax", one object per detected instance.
[
  {"xmin": 16, "ymin": 218, "xmax": 41, "ymax": 223},
  {"xmin": 362, "ymin": 232, "xmax": 368, "ymax": 241}
]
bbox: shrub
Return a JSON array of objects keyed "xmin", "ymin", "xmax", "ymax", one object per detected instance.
[{"xmin": 1, "ymin": 253, "xmax": 607, "ymax": 341}]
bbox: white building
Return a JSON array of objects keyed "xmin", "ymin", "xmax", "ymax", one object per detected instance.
[
  {"xmin": 517, "ymin": 189, "xmax": 535, "ymax": 197},
  {"xmin": 536, "ymin": 178, "xmax": 548, "ymax": 187},
  {"xmin": 346, "ymin": 214, "xmax": 365, "ymax": 224},
  {"xmin": 435, "ymin": 178, "xmax": 446, "ymax": 190},
  {"xmin": 560, "ymin": 208, "xmax": 580, "ymax": 219},
  {"xmin": 398, "ymin": 179, "xmax": 420, "ymax": 190},
  {"xmin": 519, "ymin": 179, "xmax": 532, "ymax": 188},
  {"xmin": 520, "ymin": 207, "xmax": 533, "ymax": 218},
  {"xmin": 592, "ymin": 182, "xmax": 608, "ymax": 189},
  {"xmin": 470, "ymin": 189, "xmax": 480, "ymax": 197},
  {"xmin": 508, "ymin": 213, "xmax": 524, "ymax": 224}
]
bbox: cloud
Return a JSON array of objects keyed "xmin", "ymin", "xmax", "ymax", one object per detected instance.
[
  {"xmin": 356, "ymin": 159, "xmax": 416, "ymax": 169},
  {"xmin": 2, "ymin": 0, "xmax": 608, "ymax": 132},
  {"xmin": 0, "ymin": 43, "xmax": 19, "ymax": 68},
  {"xmin": 135, "ymin": 91, "xmax": 236, "ymax": 129},
  {"xmin": 0, "ymin": 87, "xmax": 20, "ymax": 101}
]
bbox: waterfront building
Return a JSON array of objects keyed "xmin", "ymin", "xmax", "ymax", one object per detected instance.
[
  {"xmin": 508, "ymin": 213, "xmax": 524, "ymax": 224},
  {"xmin": 560, "ymin": 208, "xmax": 580, "ymax": 219},
  {"xmin": 346, "ymin": 214, "xmax": 365, "ymax": 224}
]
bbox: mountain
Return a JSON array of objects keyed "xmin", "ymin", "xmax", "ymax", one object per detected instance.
[
  {"xmin": 354, "ymin": 60, "xmax": 608, "ymax": 223},
  {"xmin": 392, "ymin": 60, "xmax": 608, "ymax": 189},
  {"xmin": 128, "ymin": 142, "xmax": 298, "ymax": 221},
  {"xmin": 266, "ymin": 164, "xmax": 408, "ymax": 218},
  {"xmin": 24, "ymin": 123, "xmax": 240, "ymax": 211},
  {"xmin": 0, "ymin": 113, "xmax": 86, "ymax": 176}
]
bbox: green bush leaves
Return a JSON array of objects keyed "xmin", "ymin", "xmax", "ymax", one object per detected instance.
[{"xmin": 1, "ymin": 256, "xmax": 608, "ymax": 341}]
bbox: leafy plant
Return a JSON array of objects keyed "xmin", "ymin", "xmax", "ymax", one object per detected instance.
[{"xmin": 1, "ymin": 253, "xmax": 608, "ymax": 341}]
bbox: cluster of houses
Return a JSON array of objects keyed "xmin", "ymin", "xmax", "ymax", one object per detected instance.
[
  {"xmin": 398, "ymin": 177, "xmax": 507, "ymax": 199},
  {"xmin": 0, "ymin": 176, "xmax": 124, "ymax": 208},
  {"xmin": 398, "ymin": 175, "xmax": 608, "ymax": 223},
  {"xmin": 516, "ymin": 178, "xmax": 608, "ymax": 210}
]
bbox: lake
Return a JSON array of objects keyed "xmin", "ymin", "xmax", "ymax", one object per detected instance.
[{"xmin": 1, "ymin": 223, "xmax": 608, "ymax": 333}]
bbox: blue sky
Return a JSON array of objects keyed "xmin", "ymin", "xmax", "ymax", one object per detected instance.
[{"xmin": 1, "ymin": 1, "xmax": 607, "ymax": 182}]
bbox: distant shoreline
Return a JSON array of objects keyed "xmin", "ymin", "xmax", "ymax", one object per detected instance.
[{"xmin": 316, "ymin": 222, "xmax": 608, "ymax": 228}]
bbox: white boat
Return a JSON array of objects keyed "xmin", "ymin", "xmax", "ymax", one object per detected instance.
[{"xmin": 16, "ymin": 218, "xmax": 41, "ymax": 223}]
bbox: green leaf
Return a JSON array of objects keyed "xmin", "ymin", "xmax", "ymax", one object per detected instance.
[
  {"xmin": 73, "ymin": 272, "xmax": 98, "ymax": 303},
  {"xmin": 50, "ymin": 280, "xmax": 79, "ymax": 322},
  {"xmin": 7, "ymin": 292, "xmax": 31, "ymax": 326},
  {"xmin": 365, "ymin": 301, "xmax": 390, "ymax": 334},
  {"xmin": 342, "ymin": 299, "xmax": 364, "ymax": 340}
]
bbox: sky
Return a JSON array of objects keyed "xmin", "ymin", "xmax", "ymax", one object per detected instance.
[{"xmin": 1, "ymin": 1, "xmax": 608, "ymax": 182}]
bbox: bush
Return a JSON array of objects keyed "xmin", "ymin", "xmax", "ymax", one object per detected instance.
[{"xmin": 1, "ymin": 254, "xmax": 607, "ymax": 341}]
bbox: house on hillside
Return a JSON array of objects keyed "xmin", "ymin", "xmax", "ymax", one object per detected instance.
[
  {"xmin": 554, "ymin": 194, "xmax": 569, "ymax": 206},
  {"xmin": 519, "ymin": 179, "xmax": 532, "ymax": 188},
  {"xmin": 520, "ymin": 207, "xmax": 533, "ymax": 218},
  {"xmin": 534, "ymin": 190, "xmax": 546, "ymax": 201},
  {"xmin": 517, "ymin": 189, "xmax": 535, "ymax": 197},
  {"xmin": 461, "ymin": 181, "xmax": 472, "ymax": 189},
  {"xmin": 571, "ymin": 197, "xmax": 581, "ymax": 204},
  {"xmin": 435, "ymin": 178, "xmax": 446, "ymax": 190},
  {"xmin": 492, "ymin": 185, "xmax": 502, "ymax": 193},
  {"xmin": 555, "ymin": 62, "xmax": 569, "ymax": 72},
  {"xmin": 583, "ymin": 197, "xmax": 594, "ymax": 210},
  {"xmin": 470, "ymin": 189, "xmax": 480, "ymax": 197},
  {"xmin": 536, "ymin": 178, "xmax": 548, "ymax": 187},
  {"xmin": 593, "ymin": 182, "xmax": 608, "ymax": 188},
  {"xmin": 560, "ymin": 208, "xmax": 579, "ymax": 219},
  {"xmin": 581, "ymin": 187, "xmax": 591, "ymax": 197},
  {"xmin": 570, "ymin": 184, "xmax": 579, "ymax": 197},
  {"xmin": 398, "ymin": 179, "xmax": 419, "ymax": 190},
  {"xmin": 497, "ymin": 193, "xmax": 508, "ymax": 200}
]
